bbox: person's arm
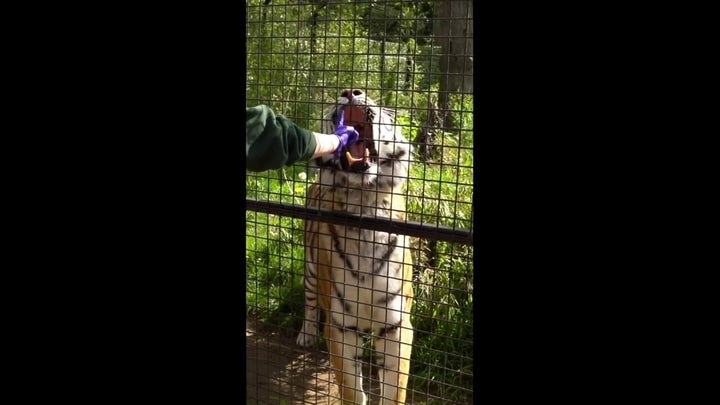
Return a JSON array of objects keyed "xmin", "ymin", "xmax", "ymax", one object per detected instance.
[
  {"xmin": 246, "ymin": 105, "xmax": 359, "ymax": 171},
  {"xmin": 311, "ymin": 132, "xmax": 340, "ymax": 158},
  {"xmin": 246, "ymin": 105, "xmax": 317, "ymax": 172}
]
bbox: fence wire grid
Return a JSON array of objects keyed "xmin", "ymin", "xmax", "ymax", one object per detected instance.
[{"xmin": 246, "ymin": 1, "xmax": 473, "ymax": 404}]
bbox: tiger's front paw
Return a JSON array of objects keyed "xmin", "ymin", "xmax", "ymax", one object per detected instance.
[{"xmin": 296, "ymin": 322, "xmax": 318, "ymax": 347}]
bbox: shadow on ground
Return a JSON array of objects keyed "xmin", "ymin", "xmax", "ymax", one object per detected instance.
[
  {"xmin": 246, "ymin": 318, "xmax": 448, "ymax": 404},
  {"xmin": 246, "ymin": 317, "xmax": 341, "ymax": 404}
]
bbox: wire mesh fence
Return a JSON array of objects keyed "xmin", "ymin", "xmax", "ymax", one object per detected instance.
[{"xmin": 246, "ymin": 1, "xmax": 473, "ymax": 403}]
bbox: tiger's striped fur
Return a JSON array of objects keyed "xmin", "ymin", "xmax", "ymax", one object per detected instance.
[{"xmin": 296, "ymin": 89, "xmax": 414, "ymax": 404}]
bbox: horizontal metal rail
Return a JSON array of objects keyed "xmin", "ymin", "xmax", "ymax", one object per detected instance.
[{"xmin": 246, "ymin": 198, "xmax": 474, "ymax": 245}]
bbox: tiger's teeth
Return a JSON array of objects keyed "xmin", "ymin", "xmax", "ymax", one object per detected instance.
[
  {"xmin": 345, "ymin": 151, "xmax": 362, "ymax": 164},
  {"xmin": 364, "ymin": 148, "xmax": 369, "ymax": 161}
]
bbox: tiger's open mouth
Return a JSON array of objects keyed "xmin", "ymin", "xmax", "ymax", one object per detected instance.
[{"xmin": 337, "ymin": 103, "xmax": 378, "ymax": 173}]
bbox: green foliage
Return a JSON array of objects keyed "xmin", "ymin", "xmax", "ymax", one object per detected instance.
[
  {"xmin": 358, "ymin": 0, "xmax": 434, "ymax": 44},
  {"xmin": 246, "ymin": 208, "xmax": 306, "ymax": 325},
  {"xmin": 246, "ymin": 0, "xmax": 446, "ymax": 126}
]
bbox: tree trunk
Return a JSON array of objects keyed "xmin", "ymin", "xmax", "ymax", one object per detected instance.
[
  {"xmin": 262, "ymin": 0, "xmax": 272, "ymax": 22},
  {"xmin": 433, "ymin": 0, "xmax": 473, "ymax": 129},
  {"xmin": 404, "ymin": 52, "xmax": 414, "ymax": 90},
  {"xmin": 413, "ymin": 96, "xmax": 442, "ymax": 162},
  {"xmin": 308, "ymin": 1, "xmax": 328, "ymax": 55},
  {"xmin": 380, "ymin": 37, "xmax": 386, "ymax": 73}
]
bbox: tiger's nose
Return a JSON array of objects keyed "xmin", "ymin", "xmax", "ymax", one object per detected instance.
[{"xmin": 341, "ymin": 89, "xmax": 364, "ymax": 101}]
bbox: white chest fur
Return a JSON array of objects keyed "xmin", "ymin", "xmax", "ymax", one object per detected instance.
[{"xmin": 328, "ymin": 225, "xmax": 408, "ymax": 331}]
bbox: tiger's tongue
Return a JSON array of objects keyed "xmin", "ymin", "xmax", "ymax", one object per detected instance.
[
  {"xmin": 342, "ymin": 105, "xmax": 372, "ymax": 159},
  {"xmin": 348, "ymin": 142, "xmax": 365, "ymax": 159}
]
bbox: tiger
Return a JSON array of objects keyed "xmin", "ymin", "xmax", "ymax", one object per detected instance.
[{"xmin": 296, "ymin": 88, "xmax": 415, "ymax": 405}]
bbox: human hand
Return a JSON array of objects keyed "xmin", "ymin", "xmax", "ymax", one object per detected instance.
[{"xmin": 333, "ymin": 108, "xmax": 360, "ymax": 159}]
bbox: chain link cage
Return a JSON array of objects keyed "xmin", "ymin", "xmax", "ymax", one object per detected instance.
[{"xmin": 246, "ymin": 1, "xmax": 473, "ymax": 403}]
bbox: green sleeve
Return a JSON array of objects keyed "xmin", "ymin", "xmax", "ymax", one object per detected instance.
[{"xmin": 245, "ymin": 105, "xmax": 317, "ymax": 172}]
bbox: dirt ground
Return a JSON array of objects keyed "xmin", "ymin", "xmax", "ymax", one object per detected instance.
[
  {"xmin": 246, "ymin": 318, "xmax": 342, "ymax": 404},
  {"xmin": 246, "ymin": 319, "xmax": 444, "ymax": 404}
]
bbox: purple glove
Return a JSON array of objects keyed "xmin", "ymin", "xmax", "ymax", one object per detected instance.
[{"xmin": 333, "ymin": 108, "xmax": 360, "ymax": 159}]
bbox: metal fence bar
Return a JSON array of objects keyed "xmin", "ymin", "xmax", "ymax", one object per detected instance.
[{"xmin": 246, "ymin": 198, "xmax": 474, "ymax": 245}]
